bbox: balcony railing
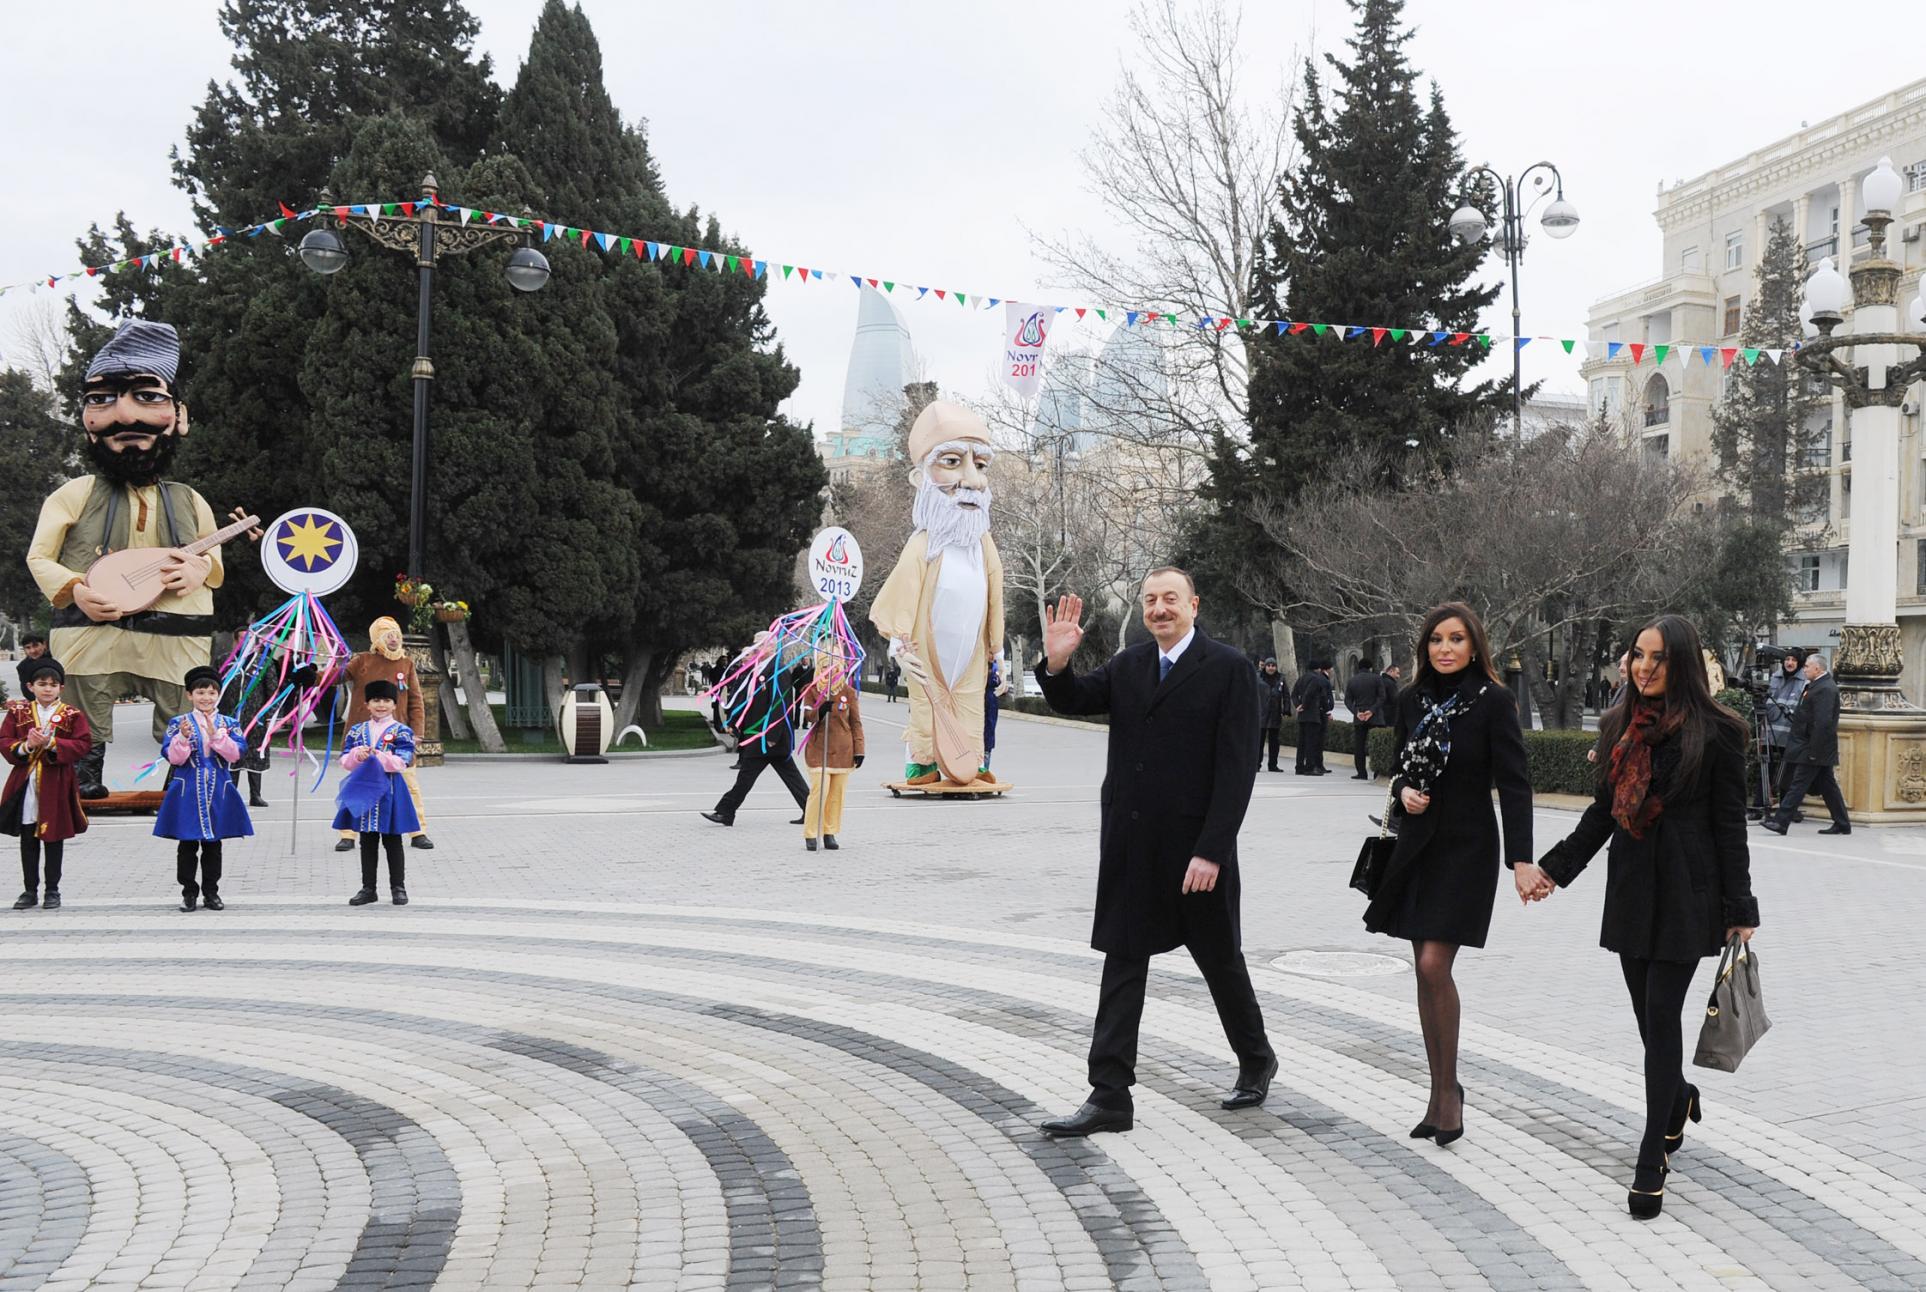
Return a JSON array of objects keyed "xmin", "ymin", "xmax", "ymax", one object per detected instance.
[
  {"xmin": 1644, "ymin": 405, "xmax": 1670, "ymax": 428},
  {"xmin": 1805, "ymin": 238, "xmax": 1838, "ymax": 263}
]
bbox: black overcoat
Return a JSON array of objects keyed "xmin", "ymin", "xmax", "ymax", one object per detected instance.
[
  {"xmin": 1784, "ymin": 672, "xmax": 1840, "ymax": 766},
  {"xmin": 1258, "ymin": 670, "xmax": 1286, "ymax": 728},
  {"xmin": 1037, "ymin": 628, "xmax": 1261, "ymax": 957},
  {"xmin": 1294, "ymin": 672, "xmax": 1333, "ymax": 725},
  {"xmin": 1363, "ymin": 673, "xmax": 1533, "ymax": 949},
  {"xmin": 1343, "ymin": 670, "xmax": 1383, "ymax": 721},
  {"xmin": 1538, "ymin": 722, "xmax": 1761, "ymax": 961}
]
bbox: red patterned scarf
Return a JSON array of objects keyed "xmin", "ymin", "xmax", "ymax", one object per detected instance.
[{"xmin": 1608, "ymin": 700, "xmax": 1676, "ymax": 839}]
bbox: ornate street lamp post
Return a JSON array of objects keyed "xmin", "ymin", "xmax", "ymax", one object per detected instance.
[
  {"xmin": 1449, "ymin": 163, "xmax": 1580, "ymax": 437},
  {"xmin": 297, "ymin": 174, "xmax": 550, "ymax": 766},
  {"xmin": 297, "ymin": 174, "xmax": 550, "ymax": 582},
  {"xmin": 1798, "ymin": 157, "xmax": 1926, "ymax": 816}
]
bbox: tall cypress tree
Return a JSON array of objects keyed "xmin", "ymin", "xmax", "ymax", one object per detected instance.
[
  {"xmin": 0, "ymin": 370, "xmax": 72, "ymax": 636},
  {"xmin": 499, "ymin": 1, "xmax": 824, "ymax": 726},
  {"xmin": 64, "ymin": 0, "xmax": 506, "ymax": 630},
  {"xmin": 1206, "ymin": 0, "xmax": 1501, "ymax": 546},
  {"xmin": 1710, "ymin": 217, "xmax": 1821, "ymax": 526}
]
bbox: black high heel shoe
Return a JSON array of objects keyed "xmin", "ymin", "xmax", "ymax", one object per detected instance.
[
  {"xmin": 1432, "ymin": 1083, "xmax": 1466, "ymax": 1146},
  {"xmin": 1627, "ymin": 1159, "xmax": 1669, "ymax": 1220},
  {"xmin": 1664, "ymin": 1084, "xmax": 1701, "ymax": 1154}
]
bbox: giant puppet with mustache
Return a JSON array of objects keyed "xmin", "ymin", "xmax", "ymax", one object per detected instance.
[
  {"xmin": 869, "ymin": 400, "xmax": 1005, "ymax": 785},
  {"xmin": 25, "ymin": 320, "xmax": 226, "ymax": 798}
]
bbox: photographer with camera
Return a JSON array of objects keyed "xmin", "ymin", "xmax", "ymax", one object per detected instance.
[{"xmin": 1747, "ymin": 649, "xmax": 1806, "ymax": 821}]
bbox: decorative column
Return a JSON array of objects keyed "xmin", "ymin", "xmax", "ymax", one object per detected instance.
[
  {"xmin": 1792, "ymin": 192, "xmax": 1810, "ymax": 248},
  {"xmin": 1799, "ymin": 158, "xmax": 1926, "ymax": 819}
]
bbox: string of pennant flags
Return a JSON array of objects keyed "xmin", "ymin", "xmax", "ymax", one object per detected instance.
[{"xmin": 0, "ymin": 196, "xmax": 1802, "ymax": 368}]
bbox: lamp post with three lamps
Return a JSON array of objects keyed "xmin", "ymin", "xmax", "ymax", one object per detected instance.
[
  {"xmin": 1448, "ymin": 163, "xmax": 1580, "ymax": 437},
  {"xmin": 1797, "ymin": 156, "xmax": 1926, "ymax": 818}
]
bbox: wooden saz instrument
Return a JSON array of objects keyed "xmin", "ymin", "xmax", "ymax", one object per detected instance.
[{"xmin": 82, "ymin": 513, "xmax": 260, "ymax": 616}]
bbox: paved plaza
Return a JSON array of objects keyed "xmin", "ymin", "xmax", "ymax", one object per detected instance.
[{"xmin": 2, "ymin": 697, "xmax": 1923, "ymax": 1291}]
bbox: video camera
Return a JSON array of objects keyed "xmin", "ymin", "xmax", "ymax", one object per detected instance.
[{"xmin": 1734, "ymin": 645, "xmax": 1806, "ymax": 707}]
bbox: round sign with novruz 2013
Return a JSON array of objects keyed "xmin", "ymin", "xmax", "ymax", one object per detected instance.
[
  {"xmin": 807, "ymin": 527, "xmax": 864, "ymax": 603},
  {"xmin": 260, "ymin": 507, "xmax": 359, "ymax": 597}
]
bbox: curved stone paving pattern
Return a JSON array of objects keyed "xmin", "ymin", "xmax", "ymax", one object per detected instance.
[{"xmin": 1, "ymin": 901, "xmax": 1922, "ymax": 1290}]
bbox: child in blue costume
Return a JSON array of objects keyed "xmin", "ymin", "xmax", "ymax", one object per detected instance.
[
  {"xmin": 154, "ymin": 665, "xmax": 254, "ymax": 911},
  {"xmin": 333, "ymin": 679, "xmax": 419, "ymax": 906}
]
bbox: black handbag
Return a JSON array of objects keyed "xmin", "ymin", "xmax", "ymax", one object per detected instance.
[{"xmin": 1350, "ymin": 786, "xmax": 1399, "ymax": 897}]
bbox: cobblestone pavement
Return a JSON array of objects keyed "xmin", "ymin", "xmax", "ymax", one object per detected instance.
[{"xmin": 3, "ymin": 699, "xmax": 1924, "ymax": 1290}]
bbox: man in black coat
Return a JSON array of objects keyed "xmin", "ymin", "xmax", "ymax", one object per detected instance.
[
  {"xmin": 1344, "ymin": 658, "xmax": 1384, "ymax": 780},
  {"xmin": 703, "ymin": 637, "xmax": 813, "ymax": 826},
  {"xmin": 1293, "ymin": 661, "xmax": 1334, "ymax": 774},
  {"xmin": 1034, "ymin": 568, "xmax": 1276, "ymax": 1137},
  {"xmin": 1764, "ymin": 651, "xmax": 1849, "ymax": 835},
  {"xmin": 1256, "ymin": 657, "xmax": 1286, "ymax": 772}
]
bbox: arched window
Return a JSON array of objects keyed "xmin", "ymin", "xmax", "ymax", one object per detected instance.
[{"xmin": 1643, "ymin": 374, "xmax": 1671, "ymax": 428}]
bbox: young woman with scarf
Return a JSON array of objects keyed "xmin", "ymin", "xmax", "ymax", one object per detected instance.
[
  {"xmin": 1365, "ymin": 603, "xmax": 1540, "ymax": 1147},
  {"xmin": 1535, "ymin": 614, "xmax": 1759, "ymax": 1219}
]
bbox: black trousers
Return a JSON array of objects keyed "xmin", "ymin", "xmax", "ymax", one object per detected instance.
[
  {"xmin": 358, "ymin": 833, "xmax": 406, "ymax": 889},
  {"xmin": 176, "ymin": 840, "xmax": 224, "ymax": 896},
  {"xmin": 230, "ymin": 768, "xmax": 264, "ymax": 801},
  {"xmin": 1354, "ymin": 724, "xmax": 1374, "ymax": 776},
  {"xmin": 1619, "ymin": 955, "xmax": 1697, "ymax": 1171},
  {"xmin": 1774, "ymin": 762, "xmax": 1848, "ymax": 828},
  {"xmin": 1295, "ymin": 722, "xmax": 1325, "ymax": 771},
  {"xmin": 1260, "ymin": 726, "xmax": 1281, "ymax": 770},
  {"xmin": 19, "ymin": 836, "xmax": 64, "ymax": 890},
  {"xmin": 713, "ymin": 751, "xmax": 811, "ymax": 821},
  {"xmin": 1088, "ymin": 942, "xmax": 1275, "ymax": 1108}
]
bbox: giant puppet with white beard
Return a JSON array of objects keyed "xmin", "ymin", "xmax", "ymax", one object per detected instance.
[
  {"xmin": 25, "ymin": 320, "xmax": 224, "ymax": 798},
  {"xmin": 869, "ymin": 401, "xmax": 1005, "ymax": 786}
]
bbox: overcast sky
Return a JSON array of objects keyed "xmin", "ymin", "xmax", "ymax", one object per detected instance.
[{"xmin": 4, "ymin": 1, "xmax": 1923, "ymax": 438}]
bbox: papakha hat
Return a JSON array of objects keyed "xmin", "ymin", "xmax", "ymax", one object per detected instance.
[{"xmin": 85, "ymin": 319, "xmax": 181, "ymax": 387}]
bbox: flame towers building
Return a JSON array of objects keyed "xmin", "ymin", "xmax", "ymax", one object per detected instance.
[{"xmin": 822, "ymin": 287, "xmax": 916, "ymax": 480}]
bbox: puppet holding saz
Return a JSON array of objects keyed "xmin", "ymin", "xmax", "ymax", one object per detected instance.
[
  {"xmin": 25, "ymin": 321, "xmax": 253, "ymax": 799},
  {"xmin": 869, "ymin": 401, "xmax": 1011, "ymax": 793}
]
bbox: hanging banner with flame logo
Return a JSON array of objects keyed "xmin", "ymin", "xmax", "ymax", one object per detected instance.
[{"xmin": 1003, "ymin": 301, "xmax": 1052, "ymax": 398}]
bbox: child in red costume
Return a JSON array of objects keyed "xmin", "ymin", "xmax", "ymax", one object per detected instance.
[{"xmin": 2, "ymin": 659, "xmax": 92, "ymax": 910}]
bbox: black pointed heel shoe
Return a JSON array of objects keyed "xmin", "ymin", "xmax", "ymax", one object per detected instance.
[
  {"xmin": 1627, "ymin": 1161, "xmax": 1669, "ymax": 1220},
  {"xmin": 1664, "ymin": 1084, "xmax": 1701, "ymax": 1154},
  {"xmin": 1432, "ymin": 1083, "xmax": 1466, "ymax": 1147}
]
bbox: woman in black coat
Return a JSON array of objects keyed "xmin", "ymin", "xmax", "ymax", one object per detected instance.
[
  {"xmin": 1365, "ymin": 603, "xmax": 1538, "ymax": 1145},
  {"xmin": 1536, "ymin": 613, "xmax": 1760, "ymax": 1220}
]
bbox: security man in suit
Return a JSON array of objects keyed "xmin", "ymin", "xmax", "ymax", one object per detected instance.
[
  {"xmin": 1034, "ymin": 567, "xmax": 1277, "ymax": 1137},
  {"xmin": 1763, "ymin": 650, "xmax": 1849, "ymax": 835}
]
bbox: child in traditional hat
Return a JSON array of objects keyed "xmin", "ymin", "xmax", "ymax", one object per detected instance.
[
  {"xmin": 334, "ymin": 679, "xmax": 420, "ymax": 906},
  {"xmin": 1, "ymin": 659, "xmax": 92, "ymax": 910},
  {"xmin": 154, "ymin": 665, "xmax": 254, "ymax": 911}
]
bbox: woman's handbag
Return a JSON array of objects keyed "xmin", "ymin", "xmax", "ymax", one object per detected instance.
[
  {"xmin": 1693, "ymin": 935, "xmax": 1770, "ymax": 1072},
  {"xmin": 1350, "ymin": 787, "xmax": 1399, "ymax": 897}
]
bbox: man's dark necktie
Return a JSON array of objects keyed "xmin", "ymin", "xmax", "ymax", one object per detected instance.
[{"xmin": 1159, "ymin": 655, "xmax": 1173, "ymax": 683}]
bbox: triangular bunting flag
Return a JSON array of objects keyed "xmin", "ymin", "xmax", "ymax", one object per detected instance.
[
  {"xmin": 1742, "ymin": 348, "xmax": 1760, "ymax": 365},
  {"xmin": 1216, "ymin": 318, "xmax": 1235, "ymax": 332},
  {"xmin": 699, "ymin": 251, "xmax": 713, "ymax": 269},
  {"xmin": 594, "ymin": 232, "xmax": 613, "ymax": 251},
  {"xmin": 1607, "ymin": 341, "xmax": 1623, "ymax": 359},
  {"xmin": 576, "ymin": 229, "xmax": 591, "ymax": 247},
  {"xmin": 1343, "ymin": 326, "xmax": 1363, "ymax": 340},
  {"xmin": 1721, "ymin": 348, "xmax": 1738, "ymax": 368},
  {"xmin": 680, "ymin": 247, "xmax": 697, "ymax": 266},
  {"xmin": 1514, "ymin": 337, "xmax": 1531, "ymax": 351},
  {"xmin": 1765, "ymin": 348, "xmax": 1784, "ymax": 363},
  {"xmin": 1653, "ymin": 345, "xmax": 1670, "ymax": 366},
  {"xmin": 1095, "ymin": 309, "xmax": 1106, "ymax": 321},
  {"xmin": 956, "ymin": 293, "xmax": 967, "ymax": 306},
  {"xmin": 1311, "ymin": 323, "xmax": 1329, "ymax": 337},
  {"xmin": 782, "ymin": 264, "xmax": 794, "ymax": 279},
  {"xmin": 278, "ymin": 201, "xmax": 298, "ymax": 219},
  {"xmin": 1560, "ymin": 338, "xmax": 1576, "ymax": 354},
  {"xmin": 986, "ymin": 298, "xmax": 1000, "ymax": 308},
  {"xmin": 724, "ymin": 255, "xmax": 739, "ymax": 274},
  {"xmin": 1371, "ymin": 327, "xmax": 1387, "ymax": 346},
  {"xmin": 1389, "ymin": 328, "xmax": 1407, "ymax": 343},
  {"xmin": 1629, "ymin": 343, "xmax": 1646, "ymax": 364},
  {"xmin": 1290, "ymin": 322, "xmax": 1311, "ymax": 335},
  {"xmin": 1127, "ymin": 311, "xmax": 1141, "ymax": 327},
  {"xmin": 1698, "ymin": 346, "xmax": 1716, "ymax": 366}
]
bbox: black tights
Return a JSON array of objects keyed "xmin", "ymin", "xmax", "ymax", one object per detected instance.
[
  {"xmin": 19, "ymin": 836, "xmax": 64, "ymax": 890},
  {"xmin": 1619, "ymin": 954, "xmax": 1698, "ymax": 1171},
  {"xmin": 176, "ymin": 840, "xmax": 224, "ymax": 896},
  {"xmin": 359, "ymin": 834, "xmax": 406, "ymax": 890},
  {"xmin": 1412, "ymin": 940, "xmax": 1462, "ymax": 1124}
]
